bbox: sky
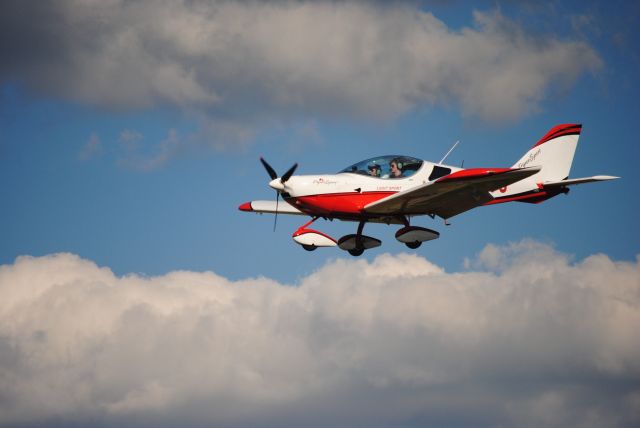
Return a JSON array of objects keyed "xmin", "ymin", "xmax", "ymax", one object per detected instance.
[{"xmin": 0, "ymin": 1, "xmax": 638, "ymax": 427}]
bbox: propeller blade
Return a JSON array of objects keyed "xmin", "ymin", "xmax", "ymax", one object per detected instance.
[
  {"xmin": 260, "ymin": 157, "xmax": 278, "ymax": 180},
  {"xmin": 273, "ymin": 191, "xmax": 279, "ymax": 232},
  {"xmin": 281, "ymin": 163, "xmax": 298, "ymax": 183}
]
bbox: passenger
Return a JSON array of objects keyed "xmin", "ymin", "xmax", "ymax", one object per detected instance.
[
  {"xmin": 389, "ymin": 158, "xmax": 403, "ymax": 178},
  {"xmin": 368, "ymin": 164, "xmax": 381, "ymax": 177}
]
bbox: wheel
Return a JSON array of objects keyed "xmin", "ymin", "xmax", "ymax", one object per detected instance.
[
  {"xmin": 348, "ymin": 248, "xmax": 364, "ymax": 256},
  {"xmin": 302, "ymin": 244, "xmax": 317, "ymax": 251},
  {"xmin": 405, "ymin": 241, "xmax": 421, "ymax": 249}
]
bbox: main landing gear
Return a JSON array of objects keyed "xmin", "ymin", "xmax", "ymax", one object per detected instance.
[
  {"xmin": 336, "ymin": 220, "xmax": 381, "ymax": 256},
  {"xmin": 291, "ymin": 217, "xmax": 440, "ymax": 256},
  {"xmin": 395, "ymin": 224, "xmax": 440, "ymax": 249}
]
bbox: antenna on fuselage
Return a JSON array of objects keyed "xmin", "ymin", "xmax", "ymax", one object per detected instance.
[{"xmin": 439, "ymin": 140, "xmax": 460, "ymax": 164}]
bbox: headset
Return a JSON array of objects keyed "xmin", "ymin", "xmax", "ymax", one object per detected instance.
[{"xmin": 391, "ymin": 158, "xmax": 403, "ymax": 170}]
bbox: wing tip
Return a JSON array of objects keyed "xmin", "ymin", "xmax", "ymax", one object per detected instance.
[{"xmin": 239, "ymin": 202, "xmax": 253, "ymax": 212}]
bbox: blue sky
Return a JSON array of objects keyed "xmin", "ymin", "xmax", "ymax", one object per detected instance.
[
  {"xmin": 1, "ymin": 1, "xmax": 637, "ymax": 283},
  {"xmin": 0, "ymin": 1, "xmax": 639, "ymax": 427}
]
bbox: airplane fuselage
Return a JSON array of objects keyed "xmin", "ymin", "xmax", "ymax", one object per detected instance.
[{"xmin": 281, "ymin": 160, "xmax": 461, "ymax": 219}]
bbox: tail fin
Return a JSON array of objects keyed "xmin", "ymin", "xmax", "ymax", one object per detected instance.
[
  {"xmin": 512, "ymin": 124, "xmax": 582, "ymax": 182},
  {"xmin": 490, "ymin": 124, "xmax": 582, "ymax": 202},
  {"xmin": 491, "ymin": 124, "xmax": 618, "ymax": 204}
]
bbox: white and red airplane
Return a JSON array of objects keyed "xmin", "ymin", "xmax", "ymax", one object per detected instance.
[{"xmin": 240, "ymin": 124, "xmax": 618, "ymax": 256}]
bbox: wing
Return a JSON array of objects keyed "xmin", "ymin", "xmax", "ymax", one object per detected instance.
[
  {"xmin": 238, "ymin": 200, "xmax": 404, "ymax": 224},
  {"xmin": 239, "ymin": 200, "xmax": 306, "ymax": 215},
  {"xmin": 364, "ymin": 166, "xmax": 541, "ymax": 219},
  {"xmin": 541, "ymin": 175, "xmax": 619, "ymax": 188}
]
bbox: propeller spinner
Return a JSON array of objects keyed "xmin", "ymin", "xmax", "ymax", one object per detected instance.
[{"xmin": 261, "ymin": 157, "xmax": 297, "ymax": 191}]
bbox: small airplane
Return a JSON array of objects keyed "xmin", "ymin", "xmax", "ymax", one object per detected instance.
[{"xmin": 240, "ymin": 124, "xmax": 618, "ymax": 256}]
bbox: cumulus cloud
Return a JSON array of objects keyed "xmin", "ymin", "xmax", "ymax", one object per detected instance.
[
  {"xmin": 0, "ymin": 1, "xmax": 600, "ymax": 147},
  {"xmin": 1, "ymin": 241, "xmax": 638, "ymax": 427}
]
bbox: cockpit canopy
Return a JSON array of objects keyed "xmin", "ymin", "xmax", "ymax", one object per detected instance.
[{"xmin": 338, "ymin": 155, "xmax": 424, "ymax": 179}]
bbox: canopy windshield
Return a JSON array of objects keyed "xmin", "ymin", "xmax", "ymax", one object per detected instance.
[{"xmin": 338, "ymin": 155, "xmax": 423, "ymax": 179}]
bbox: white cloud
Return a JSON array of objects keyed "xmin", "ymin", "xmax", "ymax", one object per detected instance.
[
  {"xmin": 0, "ymin": 1, "xmax": 601, "ymax": 151},
  {"xmin": 118, "ymin": 129, "xmax": 144, "ymax": 148},
  {"xmin": 0, "ymin": 242, "xmax": 638, "ymax": 427},
  {"xmin": 118, "ymin": 128, "xmax": 184, "ymax": 171},
  {"xmin": 78, "ymin": 132, "xmax": 103, "ymax": 161}
]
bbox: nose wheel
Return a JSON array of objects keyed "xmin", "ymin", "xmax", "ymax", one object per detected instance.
[
  {"xmin": 292, "ymin": 217, "xmax": 338, "ymax": 250},
  {"xmin": 348, "ymin": 247, "xmax": 364, "ymax": 256}
]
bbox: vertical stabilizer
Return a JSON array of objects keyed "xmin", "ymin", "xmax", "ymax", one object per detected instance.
[
  {"xmin": 490, "ymin": 124, "xmax": 582, "ymax": 201},
  {"xmin": 513, "ymin": 124, "xmax": 581, "ymax": 182}
]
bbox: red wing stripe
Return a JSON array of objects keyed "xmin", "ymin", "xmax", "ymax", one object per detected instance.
[
  {"xmin": 485, "ymin": 190, "xmax": 547, "ymax": 204},
  {"xmin": 435, "ymin": 167, "xmax": 512, "ymax": 183}
]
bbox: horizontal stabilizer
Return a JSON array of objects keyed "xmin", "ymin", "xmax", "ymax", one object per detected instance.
[
  {"xmin": 239, "ymin": 200, "xmax": 305, "ymax": 215},
  {"xmin": 542, "ymin": 175, "xmax": 620, "ymax": 188}
]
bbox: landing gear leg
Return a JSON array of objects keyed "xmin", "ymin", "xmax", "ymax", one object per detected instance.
[
  {"xmin": 299, "ymin": 216, "xmax": 319, "ymax": 230},
  {"xmin": 348, "ymin": 220, "xmax": 366, "ymax": 257},
  {"xmin": 397, "ymin": 215, "xmax": 410, "ymax": 227},
  {"xmin": 397, "ymin": 216, "xmax": 421, "ymax": 248}
]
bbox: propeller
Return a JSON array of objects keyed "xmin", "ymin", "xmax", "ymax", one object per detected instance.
[
  {"xmin": 281, "ymin": 163, "xmax": 298, "ymax": 183},
  {"xmin": 260, "ymin": 157, "xmax": 277, "ymax": 180},
  {"xmin": 259, "ymin": 157, "xmax": 298, "ymax": 231}
]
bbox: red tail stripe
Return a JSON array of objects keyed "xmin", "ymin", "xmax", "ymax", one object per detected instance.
[
  {"xmin": 533, "ymin": 124, "xmax": 582, "ymax": 148},
  {"xmin": 544, "ymin": 125, "xmax": 582, "ymax": 141}
]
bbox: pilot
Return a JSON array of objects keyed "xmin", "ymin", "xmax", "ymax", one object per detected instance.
[
  {"xmin": 389, "ymin": 158, "xmax": 403, "ymax": 178},
  {"xmin": 368, "ymin": 163, "xmax": 381, "ymax": 177}
]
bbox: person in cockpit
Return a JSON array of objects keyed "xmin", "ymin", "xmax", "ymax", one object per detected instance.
[
  {"xmin": 368, "ymin": 163, "xmax": 381, "ymax": 177},
  {"xmin": 389, "ymin": 158, "xmax": 403, "ymax": 178}
]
